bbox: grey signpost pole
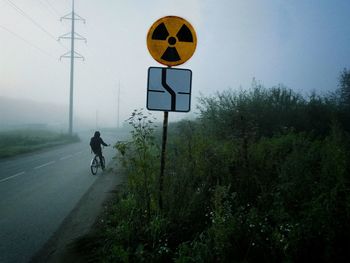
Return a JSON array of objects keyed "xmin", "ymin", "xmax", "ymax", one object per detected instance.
[
  {"xmin": 159, "ymin": 65, "xmax": 172, "ymax": 210},
  {"xmin": 159, "ymin": 111, "xmax": 169, "ymax": 210}
]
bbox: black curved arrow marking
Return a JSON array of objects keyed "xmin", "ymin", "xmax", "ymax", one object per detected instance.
[
  {"xmin": 152, "ymin": 23, "xmax": 169, "ymax": 40},
  {"xmin": 176, "ymin": 24, "xmax": 193, "ymax": 42},
  {"xmin": 162, "ymin": 68, "xmax": 176, "ymax": 111}
]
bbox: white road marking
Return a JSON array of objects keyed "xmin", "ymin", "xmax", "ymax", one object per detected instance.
[
  {"xmin": 60, "ymin": 155, "xmax": 73, "ymax": 160},
  {"xmin": 74, "ymin": 151, "xmax": 83, "ymax": 155},
  {"xmin": 0, "ymin": 172, "xmax": 25, "ymax": 183},
  {"xmin": 34, "ymin": 161, "xmax": 55, "ymax": 170}
]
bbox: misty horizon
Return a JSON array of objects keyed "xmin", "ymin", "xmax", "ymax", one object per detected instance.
[{"xmin": 1, "ymin": 0, "xmax": 350, "ymax": 130}]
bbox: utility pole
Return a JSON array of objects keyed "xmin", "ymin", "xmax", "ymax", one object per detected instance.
[
  {"xmin": 95, "ymin": 110, "xmax": 99, "ymax": 130},
  {"xmin": 59, "ymin": 0, "xmax": 86, "ymax": 135},
  {"xmin": 117, "ymin": 82, "xmax": 120, "ymax": 128}
]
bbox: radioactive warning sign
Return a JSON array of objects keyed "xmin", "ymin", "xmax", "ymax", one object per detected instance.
[{"xmin": 147, "ymin": 16, "xmax": 197, "ymax": 67}]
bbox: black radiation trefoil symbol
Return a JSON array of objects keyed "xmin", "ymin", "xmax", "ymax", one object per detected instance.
[{"xmin": 152, "ymin": 22, "xmax": 194, "ymax": 62}]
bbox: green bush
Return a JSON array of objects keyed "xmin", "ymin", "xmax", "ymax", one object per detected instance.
[{"xmin": 92, "ymin": 80, "xmax": 350, "ymax": 262}]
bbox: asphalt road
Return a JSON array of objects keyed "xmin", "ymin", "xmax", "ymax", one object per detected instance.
[{"xmin": 0, "ymin": 130, "xmax": 125, "ymax": 263}]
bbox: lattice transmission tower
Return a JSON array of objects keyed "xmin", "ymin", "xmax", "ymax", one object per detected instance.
[{"xmin": 59, "ymin": 0, "xmax": 86, "ymax": 135}]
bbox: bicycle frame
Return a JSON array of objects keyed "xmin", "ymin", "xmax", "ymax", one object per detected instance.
[{"xmin": 90, "ymin": 155, "xmax": 100, "ymax": 167}]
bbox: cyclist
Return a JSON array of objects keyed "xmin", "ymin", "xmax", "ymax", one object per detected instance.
[{"xmin": 90, "ymin": 131, "xmax": 109, "ymax": 169}]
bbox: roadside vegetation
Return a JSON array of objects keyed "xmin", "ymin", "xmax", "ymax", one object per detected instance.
[
  {"xmin": 81, "ymin": 69, "xmax": 350, "ymax": 262},
  {"xmin": 0, "ymin": 129, "xmax": 80, "ymax": 158}
]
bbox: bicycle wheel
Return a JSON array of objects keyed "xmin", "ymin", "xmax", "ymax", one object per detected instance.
[{"xmin": 90, "ymin": 157, "xmax": 98, "ymax": 175}]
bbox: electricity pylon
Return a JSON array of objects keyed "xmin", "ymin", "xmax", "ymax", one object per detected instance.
[{"xmin": 59, "ymin": 0, "xmax": 86, "ymax": 135}]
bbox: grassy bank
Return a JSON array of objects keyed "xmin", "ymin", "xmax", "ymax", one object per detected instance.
[
  {"xmin": 76, "ymin": 70, "xmax": 350, "ymax": 262},
  {"xmin": 0, "ymin": 129, "xmax": 80, "ymax": 158}
]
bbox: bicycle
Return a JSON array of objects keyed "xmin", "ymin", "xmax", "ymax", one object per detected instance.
[{"xmin": 90, "ymin": 154, "xmax": 105, "ymax": 175}]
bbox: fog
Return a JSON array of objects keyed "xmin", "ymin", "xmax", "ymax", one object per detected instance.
[{"xmin": 1, "ymin": 0, "xmax": 349, "ymax": 131}]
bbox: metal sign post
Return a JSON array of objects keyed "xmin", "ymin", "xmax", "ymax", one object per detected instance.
[
  {"xmin": 146, "ymin": 16, "xmax": 197, "ymax": 210},
  {"xmin": 159, "ymin": 111, "xmax": 169, "ymax": 210}
]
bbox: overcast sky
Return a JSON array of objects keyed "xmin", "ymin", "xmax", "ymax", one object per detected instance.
[{"xmin": 1, "ymin": 0, "xmax": 349, "ymax": 127}]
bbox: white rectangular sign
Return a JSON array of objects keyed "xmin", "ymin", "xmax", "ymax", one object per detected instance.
[{"xmin": 147, "ymin": 67, "xmax": 192, "ymax": 112}]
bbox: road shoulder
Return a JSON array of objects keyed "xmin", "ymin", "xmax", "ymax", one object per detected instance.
[{"xmin": 30, "ymin": 162, "xmax": 125, "ymax": 263}]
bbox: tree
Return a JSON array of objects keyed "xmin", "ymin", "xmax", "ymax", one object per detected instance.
[{"xmin": 339, "ymin": 68, "xmax": 350, "ymax": 107}]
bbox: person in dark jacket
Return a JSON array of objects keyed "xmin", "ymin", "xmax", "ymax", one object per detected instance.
[{"xmin": 90, "ymin": 131, "xmax": 109, "ymax": 169}]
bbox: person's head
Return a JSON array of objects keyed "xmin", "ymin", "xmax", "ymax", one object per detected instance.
[{"xmin": 94, "ymin": 131, "xmax": 100, "ymax": 138}]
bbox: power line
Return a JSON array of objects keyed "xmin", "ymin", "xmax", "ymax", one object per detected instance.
[
  {"xmin": 36, "ymin": 0, "xmax": 63, "ymax": 18},
  {"xmin": 44, "ymin": 0, "xmax": 63, "ymax": 17},
  {"xmin": 6, "ymin": 0, "xmax": 56, "ymax": 40},
  {"xmin": 0, "ymin": 24, "xmax": 56, "ymax": 59},
  {"xmin": 5, "ymin": 0, "xmax": 68, "ymax": 50},
  {"xmin": 34, "ymin": 0, "xmax": 68, "ymax": 34},
  {"xmin": 36, "ymin": 0, "xmax": 60, "ymax": 18}
]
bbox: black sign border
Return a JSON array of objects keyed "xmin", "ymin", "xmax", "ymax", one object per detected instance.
[{"xmin": 147, "ymin": 67, "xmax": 193, "ymax": 113}]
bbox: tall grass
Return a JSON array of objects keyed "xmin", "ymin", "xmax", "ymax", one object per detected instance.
[{"xmin": 80, "ymin": 75, "xmax": 350, "ymax": 262}]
